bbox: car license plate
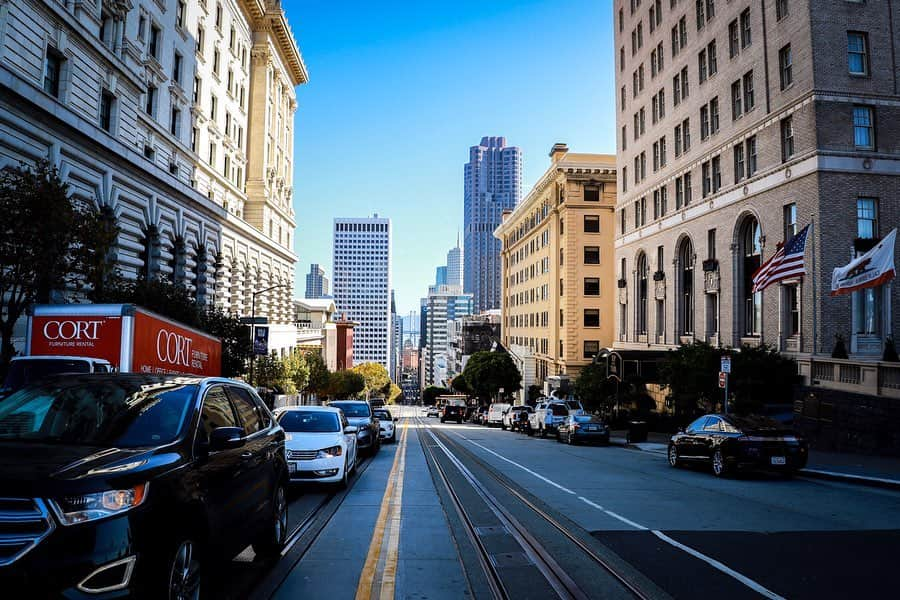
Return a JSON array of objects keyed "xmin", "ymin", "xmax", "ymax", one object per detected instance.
[
  {"xmin": 289, "ymin": 461, "xmax": 297, "ymax": 473},
  {"xmin": 771, "ymin": 456, "xmax": 786, "ymax": 465},
  {"xmin": 585, "ymin": 425, "xmax": 597, "ymax": 431}
]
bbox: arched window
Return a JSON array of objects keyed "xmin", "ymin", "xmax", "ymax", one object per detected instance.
[
  {"xmin": 636, "ymin": 253, "xmax": 648, "ymax": 336},
  {"xmin": 679, "ymin": 238, "xmax": 695, "ymax": 335},
  {"xmin": 139, "ymin": 225, "xmax": 161, "ymax": 281},
  {"xmin": 739, "ymin": 217, "xmax": 762, "ymax": 336}
]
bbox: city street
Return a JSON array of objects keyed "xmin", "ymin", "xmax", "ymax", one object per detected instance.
[{"xmin": 233, "ymin": 407, "xmax": 900, "ymax": 599}]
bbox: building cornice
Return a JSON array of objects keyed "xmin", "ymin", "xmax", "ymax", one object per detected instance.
[{"xmin": 240, "ymin": 1, "xmax": 308, "ymax": 85}]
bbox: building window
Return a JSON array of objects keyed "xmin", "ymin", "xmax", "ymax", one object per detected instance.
[
  {"xmin": 584, "ymin": 247, "xmax": 601, "ymax": 264},
  {"xmin": 711, "ymin": 155, "xmax": 721, "ymax": 192},
  {"xmin": 731, "ymin": 80, "xmax": 742, "ymax": 119},
  {"xmin": 857, "ymin": 197, "xmax": 877, "ymax": 239},
  {"xmin": 682, "ymin": 118, "xmax": 691, "ymax": 152},
  {"xmin": 698, "ymin": 48, "xmax": 708, "ymax": 83},
  {"xmin": 209, "ymin": 142, "xmax": 216, "ymax": 166},
  {"xmin": 679, "ymin": 238, "xmax": 694, "ymax": 335},
  {"xmin": 707, "ymin": 228, "xmax": 716, "ymax": 259},
  {"xmin": 855, "ymin": 288, "xmax": 880, "ymax": 335},
  {"xmin": 700, "ymin": 104, "xmax": 710, "ymax": 140},
  {"xmin": 740, "ymin": 8, "xmax": 751, "ymax": 48},
  {"xmin": 853, "ymin": 106, "xmax": 874, "ymax": 150},
  {"xmin": 583, "ymin": 341, "xmax": 600, "ymax": 360},
  {"xmin": 584, "ymin": 309, "xmax": 600, "ymax": 328},
  {"xmin": 210, "ymin": 95, "xmax": 218, "ymax": 120},
  {"xmin": 145, "ymin": 84, "xmax": 156, "ymax": 116},
  {"xmin": 743, "ymin": 71, "xmax": 755, "ymax": 111},
  {"xmin": 707, "ymin": 41, "xmax": 717, "ymax": 77},
  {"xmin": 783, "ymin": 203, "xmax": 797, "ymax": 240},
  {"xmin": 740, "ymin": 217, "xmax": 762, "ymax": 336},
  {"xmin": 710, "ymin": 97, "xmax": 719, "ymax": 134},
  {"xmin": 746, "ymin": 136, "xmax": 758, "ymax": 175},
  {"xmin": 149, "ymin": 24, "xmax": 161, "ymax": 59},
  {"xmin": 173, "ymin": 52, "xmax": 183, "ymax": 86},
  {"xmin": 734, "ymin": 143, "xmax": 745, "ymax": 183},
  {"xmin": 43, "ymin": 48, "xmax": 64, "ymax": 97},
  {"xmin": 100, "ymin": 91, "xmax": 114, "ymax": 132},
  {"xmin": 176, "ymin": 0, "xmax": 186, "ymax": 28},
  {"xmin": 729, "ymin": 20, "xmax": 739, "ymax": 58},
  {"xmin": 584, "ymin": 278, "xmax": 600, "ymax": 296},
  {"xmin": 848, "ymin": 32, "xmax": 869, "ymax": 76},
  {"xmin": 702, "ymin": 161, "xmax": 711, "ymax": 197},
  {"xmin": 776, "ymin": 0, "xmax": 789, "ymax": 21},
  {"xmin": 170, "ymin": 107, "xmax": 181, "ymax": 137},
  {"xmin": 779, "ymin": 45, "xmax": 793, "ymax": 89},
  {"xmin": 781, "ymin": 116, "xmax": 795, "ymax": 161},
  {"xmin": 213, "ymin": 49, "xmax": 220, "ymax": 75},
  {"xmin": 584, "ymin": 186, "xmax": 600, "ymax": 202},
  {"xmin": 584, "ymin": 215, "xmax": 600, "ymax": 233},
  {"xmin": 636, "ymin": 253, "xmax": 648, "ymax": 336}
]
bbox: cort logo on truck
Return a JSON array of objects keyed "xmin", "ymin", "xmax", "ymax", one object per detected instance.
[
  {"xmin": 156, "ymin": 329, "xmax": 193, "ymax": 367},
  {"xmin": 42, "ymin": 320, "xmax": 105, "ymax": 341}
]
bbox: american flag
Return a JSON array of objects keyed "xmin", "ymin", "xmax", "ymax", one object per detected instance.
[{"xmin": 752, "ymin": 224, "xmax": 811, "ymax": 293}]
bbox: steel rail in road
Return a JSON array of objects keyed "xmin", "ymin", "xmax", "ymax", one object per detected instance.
[{"xmin": 418, "ymin": 417, "xmax": 655, "ymax": 600}]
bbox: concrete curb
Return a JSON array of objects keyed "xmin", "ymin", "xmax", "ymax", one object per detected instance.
[{"xmin": 614, "ymin": 438, "xmax": 900, "ymax": 490}]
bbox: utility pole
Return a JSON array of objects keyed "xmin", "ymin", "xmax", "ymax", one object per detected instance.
[{"xmin": 249, "ymin": 283, "xmax": 290, "ymax": 387}]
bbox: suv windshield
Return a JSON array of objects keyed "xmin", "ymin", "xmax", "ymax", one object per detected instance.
[
  {"xmin": 330, "ymin": 402, "xmax": 371, "ymax": 417},
  {"xmin": 279, "ymin": 411, "xmax": 340, "ymax": 433},
  {"xmin": 550, "ymin": 405, "xmax": 569, "ymax": 416},
  {"xmin": 3, "ymin": 359, "xmax": 92, "ymax": 391},
  {"xmin": 0, "ymin": 380, "xmax": 197, "ymax": 447}
]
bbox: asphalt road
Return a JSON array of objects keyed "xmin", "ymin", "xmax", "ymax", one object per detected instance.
[{"xmin": 227, "ymin": 408, "xmax": 900, "ymax": 599}]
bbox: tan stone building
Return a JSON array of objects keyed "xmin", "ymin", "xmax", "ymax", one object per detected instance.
[{"xmin": 495, "ymin": 145, "xmax": 617, "ymax": 390}]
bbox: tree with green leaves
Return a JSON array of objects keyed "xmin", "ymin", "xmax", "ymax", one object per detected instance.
[
  {"xmin": 422, "ymin": 386, "xmax": 450, "ymax": 406},
  {"xmin": 282, "ymin": 350, "xmax": 310, "ymax": 394},
  {"xmin": 573, "ymin": 363, "xmax": 616, "ymax": 413},
  {"xmin": 0, "ymin": 161, "xmax": 118, "ymax": 374},
  {"xmin": 254, "ymin": 352, "xmax": 288, "ymax": 392},
  {"xmin": 326, "ymin": 370, "xmax": 366, "ymax": 399},
  {"xmin": 353, "ymin": 362, "xmax": 391, "ymax": 398},
  {"xmin": 451, "ymin": 373, "xmax": 470, "ymax": 395},
  {"xmin": 303, "ymin": 350, "xmax": 330, "ymax": 397},
  {"xmin": 387, "ymin": 383, "xmax": 403, "ymax": 405},
  {"xmin": 462, "ymin": 351, "xmax": 522, "ymax": 403}
]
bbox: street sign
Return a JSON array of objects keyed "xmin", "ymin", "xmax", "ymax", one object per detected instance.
[
  {"xmin": 720, "ymin": 355, "xmax": 731, "ymax": 374},
  {"xmin": 718, "ymin": 372, "xmax": 727, "ymax": 389},
  {"xmin": 240, "ymin": 316, "xmax": 269, "ymax": 325}
]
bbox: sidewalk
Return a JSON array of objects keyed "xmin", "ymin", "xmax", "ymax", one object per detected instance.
[{"xmin": 610, "ymin": 430, "xmax": 900, "ymax": 490}]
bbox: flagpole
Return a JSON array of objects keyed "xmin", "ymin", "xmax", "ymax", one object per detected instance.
[{"xmin": 811, "ymin": 219, "xmax": 817, "ymax": 356}]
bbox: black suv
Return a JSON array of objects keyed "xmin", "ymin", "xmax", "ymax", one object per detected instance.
[
  {"xmin": 441, "ymin": 400, "xmax": 466, "ymax": 424},
  {"xmin": 0, "ymin": 374, "xmax": 288, "ymax": 598}
]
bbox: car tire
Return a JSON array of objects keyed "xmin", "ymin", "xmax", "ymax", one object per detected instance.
[
  {"xmin": 501, "ymin": 423, "xmax": 507, "ymax": 431},
  {"xmin": 390, "ymin": 431, "xmax": 397, "ymax": 443},
  {"xmin": 440, "ymin": 417, "xmax": 445, "ymax": 423},
  {"xmin": 338, "ymin": 458, "xmax": 349, "ymax": 489},
  {"xmin": 253, "ymin": 483, "xmax": 288, "ymax": 560},
  {"xmin": 568, "ymin": 433, "xmax": 576, "ymax": 445},
  {"xmin": 165, "ymin": 538, "xmax": 202, "ymax": 600},
  {"xmin": 667, "ymin": 444, "xmax": 682, "ymax": 468},
  {"xmin": 540, "ymin": 427, "xmax": 546, "ymax": 439},
  {"xmin": 711, "ymin": 449, "xmax": 730, "ymax": 478}
]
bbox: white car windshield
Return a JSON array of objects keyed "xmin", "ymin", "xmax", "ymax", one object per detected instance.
[{"xmin": 279, "ymin": 411, "xmax": 340, "ymax": 433}]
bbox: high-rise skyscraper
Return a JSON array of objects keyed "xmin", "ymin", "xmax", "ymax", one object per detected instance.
[
  {"xmin": 464, "ymin": 136, "xmax": 523, "ymax": 312},
  {"xmin": 305, "ymin": 263, "xmax": 330, "ymax": 299},
  {"xmin": 332, "ymin": 216, "xmax": 392, "ymax": 368},
  {"xmin": 390, "ymin": 290, "xmax": 403, "ymax": 382},
  {"xmin": 446, "ymin": 235, "xmax": 463, "ymax": 290},
  {"xmin": 422, "ymin": 285, "xmax": 474, "ymax": 387},
  {"xmin": 435, "ymin": 266, "xmax": 448, "ymax": 286}
]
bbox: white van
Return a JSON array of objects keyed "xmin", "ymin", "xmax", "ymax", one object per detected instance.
[{"xmin": 486, "ymin": 403, "xmax": 511, "ymax": 427}]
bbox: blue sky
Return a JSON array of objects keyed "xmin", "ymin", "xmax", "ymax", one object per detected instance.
[{"xmin": 285, "ymin": 1, "xmax": 616, "ymax": 315}]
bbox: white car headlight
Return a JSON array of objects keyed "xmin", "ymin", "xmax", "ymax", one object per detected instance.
[
  {"xmin": 316, "ymin": 445, "xmax": 343, "ymax": 459},
  {"xmin": 51, "ymin": 483, "xmax": 149, "ymax": 525}
]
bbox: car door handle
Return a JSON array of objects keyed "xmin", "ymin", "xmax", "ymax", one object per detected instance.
[{"xmin": 240, "ymin": 451, "xmax": 253, "ymax": 459}]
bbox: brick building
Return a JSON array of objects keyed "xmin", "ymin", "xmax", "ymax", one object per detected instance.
[{"xmin": 614, "ymin": 0, "xmax": 898, "ymax": 361}]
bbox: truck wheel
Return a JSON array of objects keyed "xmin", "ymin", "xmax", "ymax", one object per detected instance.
[
  {"xmin": 540, "ymin": 427, "xmax": 546, "ymax": 439},
  {"xmin": 501, "ymin": 423, "xmax": 507, "ymax": 431}
]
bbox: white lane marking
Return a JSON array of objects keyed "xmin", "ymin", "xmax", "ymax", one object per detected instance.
[
  {"xmin": 457, "ymin": 433, "xmax": 576, "ymax": 495},
  {"xmin": 578, "ymin": 496, "xmax": 648, "ymax": 530},
  {"xmin": 456, "ymin": 431, "xmax": 787, "ymax": 599},
  {"xmin": 651, "ymin": 531, "xmax": 787, "ymax": 600}
]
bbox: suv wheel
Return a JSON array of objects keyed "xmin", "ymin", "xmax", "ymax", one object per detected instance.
[
  {"xmin": 167, "ymin": 539, "xmax": 201, "ymax": 600},
  {"xmin": 253, "ymin": 484, "xmax": 288, "ymax": 560},
  {"xmin": 668, "ymin": 444, "xmax": 682, "ymax": 468},
  {"xmin": 711, "ymin": 449, "xmax": 731, "ymax": 478}
]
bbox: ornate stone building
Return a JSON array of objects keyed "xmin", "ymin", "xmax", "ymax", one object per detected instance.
[{"xmin": 0, "ymin": 0, "xmax": 307, "ymax": 350}]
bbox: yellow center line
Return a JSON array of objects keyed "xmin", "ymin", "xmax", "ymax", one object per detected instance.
[{"xmin": 355, "ymin": 420, "xmax": 409, "ymax": 600}]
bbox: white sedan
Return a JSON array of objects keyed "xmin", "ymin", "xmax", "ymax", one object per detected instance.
[
  {"xmin": 373, "ymin": 408, "xmax": 397, "ymax": 442},
  {"xmin": 277, "ymin": 406, "xmax": 359, "ymax": 487}
]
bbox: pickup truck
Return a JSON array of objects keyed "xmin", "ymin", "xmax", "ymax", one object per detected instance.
[
  {"xmin": 441, "ymin": 399, "xmax": 466, "ymax": 424},
  {"xmin": 502, "ymin": 405, "xmax": 534, "ymax": 431},
  {"xmin": 531, "ymin": 398, "xmax": 584, "ymax": 438}
]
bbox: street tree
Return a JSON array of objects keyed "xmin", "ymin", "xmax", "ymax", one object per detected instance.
[
  {"xmin": 422, "ymin": 386, "xmax": 450, "ymax": 406},
  {"xmin": 303, "ymin": 350, "xmax": 330, "ymax": 397},
  {"xmin": 254, "ymin": 352, "xmax": 288, "ymax": 392},
  {"xmin": 462, "ymin": 351, "xmax": 522, "ymax": 403},
  {"xmin": 282, "ymin": 350, "xmax": 310, "ymax": 394},
  {"xmin": 326, "ymin": 370, "xmax": 366, "ymax": 399},
  {"xmin": 0, "ymin": 161, "xmax": 116, "ymax": 373},
  {"xmin": 353, "ymin": 362, "xmax": 390, "ymax": 398},
  {"xmin": 451, "ymin": 373, "xmax": 470, "ymax": 395},
  {"xmin": 387, "ymin": 384, "xmax": 403, "ymax": 405},
  {"xmin": 573, "ymin": 363, "xmax": 616, "ymax": 413}
]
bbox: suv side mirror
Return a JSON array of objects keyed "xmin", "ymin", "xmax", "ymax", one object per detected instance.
[
  {"xmin": 344, "ymin": 425, "xmax": 359, "ymax": 434},
  {"xmin": 209, "ymin": 427, "xmax": 245, "ymax": 451},
  {"xmin": 394, "ymin": 417, "xmax": 399, "ymax": 422}
]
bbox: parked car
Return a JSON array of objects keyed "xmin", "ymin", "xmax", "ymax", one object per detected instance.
[
  {"xmin": 373, "ymin": 408, "xmax": 398, "ymax": 442},
  {"xmin": 0, "ymin": 355, "xmax": 114, "ymax": 399},
  {"xmin": 329, "ymin": 400, "xmax": 381, "ymax": 456},
  {"xmin": 668, "ymin": 414, "xmax": 809, "ymax": 477},
  {"xmin": 426, "ymin": 405, "xmax": 440, "ymax": 418},
  {"xmin": 471, "ymin": 406, "xmax": 489, "ymax": 425},
  {"xmin": 278, "ymin": 406, "xmax": 358, "ymax": 487},
  {"xmin": 502, "ymin": 405, "xmax": 533, "ymax": 431},
  {"xmin": 486, "ymin": 403, "xmax": 511, "ymax": 427},
  {"xmin": 530, "ymin": 401, "xmax": 572, "ymax": 437},
  {"xmin": 0, "ymin": 374, "xmax": 288, "ymax": 598},
  {"xmin": 441, "ymin": 399, "xmax": 466, "ymax": 424},
  {"xmin": 557, "ymin": 414, "xmax": 610, "ymax": 445}
]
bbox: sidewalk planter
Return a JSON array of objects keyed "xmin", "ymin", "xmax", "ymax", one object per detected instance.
[{"xmin": 626, "ymin": 420, "xmax": 648, "ymax": 443}]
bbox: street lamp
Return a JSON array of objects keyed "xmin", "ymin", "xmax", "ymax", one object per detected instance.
[{"xmin": 249, "ymin": 283, "xmax": 290, "ymax": 387}]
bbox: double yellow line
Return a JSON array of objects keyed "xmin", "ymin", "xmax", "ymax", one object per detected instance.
[{"xmin": 355, "ymin": 420, "xmax": 409, "ymax": 600}]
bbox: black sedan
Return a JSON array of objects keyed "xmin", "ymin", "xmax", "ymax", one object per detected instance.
[
  {"xmin": 556, "ymin": 414, "xmax": 610, "ymax": 445},
  {"xmin": 668, "ymin": 414, "xmax": 808, "ymax": 477}
]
